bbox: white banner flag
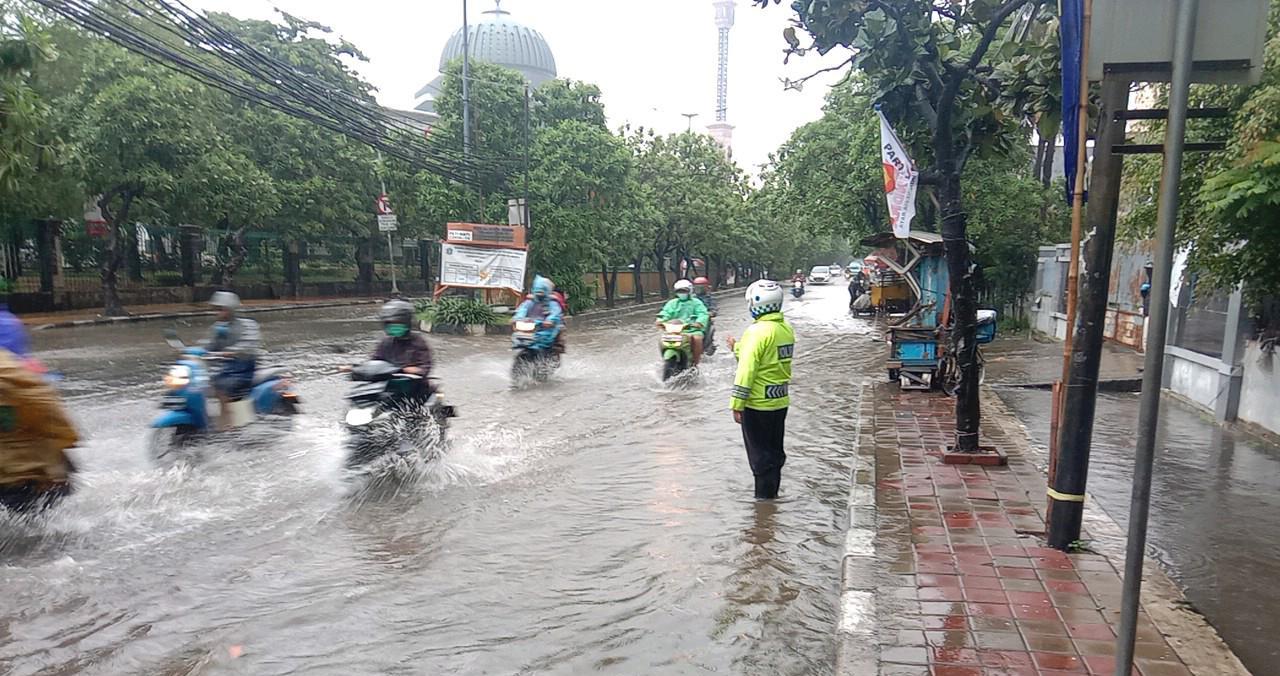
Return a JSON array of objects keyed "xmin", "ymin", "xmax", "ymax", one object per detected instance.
[
  {"xmin": 440, "ymin": 243, "xmax": 527, "ymax": 291},
  {"xmin": 878, "ymin": 109, "xmax": 918, "ymax": 239}
]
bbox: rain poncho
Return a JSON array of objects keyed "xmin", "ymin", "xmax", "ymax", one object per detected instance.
[
  {"xmin": 0, "ymin": 348, "xmax": 79, "ymax": 487},
  {"xmin": 656, "ymin": 296, "xmax": 709, "ymax": 335}
]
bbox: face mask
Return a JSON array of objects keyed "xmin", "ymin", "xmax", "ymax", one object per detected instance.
[
  {"xmin": 215, "ymin": 322, "xmax": 230, "ymax": 338},
  {"xmin": 534, "ymin": 292, "xmax": 547, "ymax": 300},
  {"xmin": 385, "ymin": 323, "xmax": 409, "ymax": 338},
  {"xmin": 676, "ymin": 292, "xmax": 690, "ymax": 300}
]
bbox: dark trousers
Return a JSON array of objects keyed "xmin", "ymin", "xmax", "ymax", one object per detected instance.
[{"xmin": 741, "ymin": 407, "xmax": 788, "ymax": 499}]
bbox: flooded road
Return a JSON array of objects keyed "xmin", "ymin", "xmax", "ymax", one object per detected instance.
[
  {"xmin": 2, "ymin": 284, "xmax": 880, "ymax": 675},
  {"xmin": 988, "ymin": 340, "xmax": 1280, "ymax": 674}
]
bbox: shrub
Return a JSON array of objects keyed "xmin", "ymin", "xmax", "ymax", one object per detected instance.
[{"xmin": 420, "ymin": 297, "xmax": 502, "ymax": 326}]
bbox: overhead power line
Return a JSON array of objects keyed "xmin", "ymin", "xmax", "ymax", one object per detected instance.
[{"xmin": 31, "ymin": 0, "xmax": 504, "ymax": 188}]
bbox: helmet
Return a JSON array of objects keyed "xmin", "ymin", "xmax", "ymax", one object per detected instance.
[
  {"xmin": 746, "ymin": 280, "xmax": 784, "ymax": 319},
  {"xmin": 531, "ymin": 275, "xmax": 553, "ymax": 298},
  {"xmin": 692, "ymin": 276, "xmax": 709, "ymax": 287},
  {"xmin": 379, "ymin": 299, "xmax": 415, "ymax": 327},
  {"xmin": 209, "ymin": 291, "xmax": 240, "ymax": 311},
  {"xmin": 673, "ymin": 279, "xmax": 693, "ymax": 294},
  {"xmin": 795, "ymin": 269, "xmax": 802, "ymax": 274}
]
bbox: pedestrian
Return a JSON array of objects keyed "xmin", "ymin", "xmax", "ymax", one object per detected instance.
[{"xmin": 727, "ymin": 279, "xmax": 795, "ymax": 500}]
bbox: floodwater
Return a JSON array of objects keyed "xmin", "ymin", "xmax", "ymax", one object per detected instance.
[
  {"xmin": 2, "ymin": 283, "xmax": 881, "ymax": 675},
  {"xmin": 988, "ymin": 340, "xmax": 1280, "ymax": 674}
]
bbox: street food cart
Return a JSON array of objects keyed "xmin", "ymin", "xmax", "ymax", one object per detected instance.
[{"xmin": 859, "ymin": 231, "xmax": 997, "ymax": 391}]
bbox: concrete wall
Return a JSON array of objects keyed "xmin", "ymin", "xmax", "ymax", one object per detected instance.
[
  {"xmin": 1238, "ymin": 341, "xmax": 1280, "ymax": 435},
  {"xmin": 1165, "ymin": 346, "xmax": 1227, "ymax": 413}
]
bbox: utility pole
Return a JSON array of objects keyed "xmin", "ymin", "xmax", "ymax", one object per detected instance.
[
  {"xmin": 682, "ymin": 112, "xmax": 699, "ymax": 132},
  {"xmin": 1047, "ymin": 77, "xmax": 1129, "ymax": 549},
  {"xmin": 1115, "ymin": 0, "xmax": 1198, "ymax": 671},
  {"xmin": 461, "ymin": 0, "xmax": 472, "ymax": 165},
  {"xmin": 375, "ymin": 149, "xmax": 399, "ymax": 295}
]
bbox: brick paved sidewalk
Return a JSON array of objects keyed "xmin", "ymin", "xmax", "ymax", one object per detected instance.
[{"xmin": 864, "ymin": 384, "xmax": 1228, "ymax": 676}]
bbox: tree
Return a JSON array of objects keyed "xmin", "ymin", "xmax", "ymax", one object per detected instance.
[
  {"xmin": 756, "ymin": 0, "xmax": 1040, "ymax": 451},
  {"xmin": 629, "ymin": 130, "xmax": 745, "ymax": 295},
  {"xmin": 73, "ymin": 56, "xmax": 238, "ymax": 314},
  {"xmin": 527, "ymin": 119, "xmax": 632, "ymax": 311}
]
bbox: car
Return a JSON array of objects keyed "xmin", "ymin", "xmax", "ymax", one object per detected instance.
[{"xmin": 808, "ymin": 266, "xmax": 831, "ymax": 284}]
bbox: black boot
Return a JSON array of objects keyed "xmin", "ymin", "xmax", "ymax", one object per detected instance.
[{"xmin": 753, "ymin": 471, "xmax": 781, "ymax": 500}]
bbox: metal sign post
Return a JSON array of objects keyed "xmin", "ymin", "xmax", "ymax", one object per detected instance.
[{"xmin": 1114, "ymin": 0, "xmax": 1197, "ymax": 672}]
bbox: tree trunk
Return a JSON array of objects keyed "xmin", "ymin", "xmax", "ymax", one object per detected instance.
[
  {"xmin": 356, "ymin": 237, "xmax": 375, "ymax": 294},
  {"xmin": 99, "ymin": 192, "xmax": 134, "ymax": 317},
  {"xmin": 939, "ymin": 173, "xmax": 981, "ymax": 452},
  {"xmin": 600, "ymin": 264, "xmax": 615, "ymax": 308},
  {"xmin": 1041, "ymin": 138, "xmax": 1057, "ymax": 188},
  {"xmin": 1033, "ymin": 135, "xmax": 1048, "ymax": 186},
  {"xmin": 632, "ymin": 257, "xmax": 645, "ymax": 305},
  {"xmin": 126, "ymin": 222, "xmax": 143, "ymax": 282},
  {"xmin": 654, "ymin": 248, "xmax": 669, "ymax": 298},
  {"xmin": 284, "ymin": 239, "xmax": 302, "ymax": 297},
  {"xmin": 218, "ymin": 226, "xmax": 249, "ymax": 290}
]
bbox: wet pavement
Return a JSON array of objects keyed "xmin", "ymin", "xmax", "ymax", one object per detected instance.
[
  {"xmin": 868, "ymin": 384, "xmax": 1206, "ymax": 676},
  {"xmin": 2, "ymin": 284, "xmax": 882, "ymax": 675},
  {"xmin": 985, "ymin": 339, "xmax": 1280, "ymax": 675}
]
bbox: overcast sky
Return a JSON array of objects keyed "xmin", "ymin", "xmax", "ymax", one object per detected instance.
[{"xmin": 192, "ymin": 0, "xmax": 849, "ymax": 176}]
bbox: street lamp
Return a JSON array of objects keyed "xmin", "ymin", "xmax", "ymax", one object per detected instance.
[{"xmin": 681, "ymin": 112, "xmax": 699, "ymax": 132}]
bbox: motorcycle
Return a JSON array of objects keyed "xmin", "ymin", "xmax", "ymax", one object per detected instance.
[
  {"xmin": 342, "ymin": 360, "xmax": 457, "ymax": 472},
  {"xmin": 511, "ymin": 318, "xmax": 561, "ymax": 383},
  {"xmin": 149, "ymin": 331, "xmax": 299, "ymax": 462},
  {"xmin": 659, "ymin": 320, "xmax": 694, "ymax": 381},
  {"xmin": 0, "ymin": 363, "xmax": 77, "ymax": 513},
  {"xmin": 791, "ymin": 280, "xmax": 806, "ymax": 298}
]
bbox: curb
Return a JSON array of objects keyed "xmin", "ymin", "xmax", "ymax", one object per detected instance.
[
  {"xmin": 834, "ymin": 381, "xmax": 879, "ymax": 675},
  {"xmin": 27, "ymin": 299, "xmax": 384, "ymax": 331}
]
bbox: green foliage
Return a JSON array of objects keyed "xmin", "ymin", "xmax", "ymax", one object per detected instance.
[
  {"xmin": 1118, "ymin": 6, "xmax": 1280, "ymax": 313},
  {"xmin": 422, "ymin": 297, "xmax": 501, "ymax": 326}
]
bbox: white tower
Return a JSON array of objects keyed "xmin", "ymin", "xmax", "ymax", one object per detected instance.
[{"xmin": 707, "ymin": 0, "xmax": 735, "ymax": 154}]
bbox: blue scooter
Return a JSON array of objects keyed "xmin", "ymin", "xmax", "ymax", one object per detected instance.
[
  {"xmin": 511, "ymin": 318, "xmax": 562, "ymax": 383},
  {"xmin": 150, "ymin": 330, "xmax": 299, "ymax": 462}
]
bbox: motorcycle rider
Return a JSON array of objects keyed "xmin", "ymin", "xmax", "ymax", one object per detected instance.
[
  {"xmin": 371, "ymin": 299, "xmax": 433, "ymax": 377},
  {"xmin": 655, "ymin": 279, "xmax": 710, "ymax": 366},
  {"xmin": 692, "ymin": 276, "xmax": 718, "ymax": 355},
  {"xmin": 848, "ymin": 270, "xmax": 866, "ymax": 310},
  {"xmin": 203, "ymin": 291, "xmax": 261, "ymax": 426},
  {"xmin": 726, "ymin": 279, "xmax": 795, "ymax": 500},
  {"xmin": 513, "ymin": 275, "xmax": 565, "ymax": 354},
  {"xmin": 0, "ymin": 307, "xmax": 79, "ymax": 512}
]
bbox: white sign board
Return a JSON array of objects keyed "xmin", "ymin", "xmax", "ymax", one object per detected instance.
[
  {"xmin": 1090, "ymin": 0, "xmax": 1268, "ymax": 84},
  {"xmin": 440, "ymin": 243, "xmax": 527, "ymax": 291},
  {"xmin": 446, "ymin": 228, "xmax": 473, "ymax": 242},
  {"xmin": 377, "ymin": 214, "xmax": 398, "ymax": 232}
]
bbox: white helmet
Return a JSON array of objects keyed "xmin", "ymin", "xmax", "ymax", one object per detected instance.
[
  {"xmin": 746, "ymin": 280, "xmax": 784, "ymax": 318},
  {"xmin": 673, "ymin": 279, "xmax": 693, "ymax": 294},
  {"xmin": 209, "ymin": 291, "xmax": 241, "ymax": 311}
]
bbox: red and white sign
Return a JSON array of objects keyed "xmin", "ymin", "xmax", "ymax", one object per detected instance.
[
  {"xmin": 374, "ymin": 193, "xmax": 393, "ymax": 216},
  {"xmin": 84, "ymin": 197, "xmax": 108, "ymax": 237}
]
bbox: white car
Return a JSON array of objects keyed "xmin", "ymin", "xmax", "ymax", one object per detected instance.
[{"xmin": 808, "ymin": 266, "xmax": 831, "ymax": 284}]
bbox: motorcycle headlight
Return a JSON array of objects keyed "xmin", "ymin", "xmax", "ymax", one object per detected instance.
[
  {"xmin": 163, "ymin": 365, "xmax": 192, "ymax": 390},
  {"xmin": 345, "ymin": 407, "xmax": 375, "ymax": 427},
  {"xmin": 663, "ymin": 322, "xmax": 684, "ymax": 333},
  {"xmin": 514, "ymin": 320, "xmax": 537, "ymax": 332}
]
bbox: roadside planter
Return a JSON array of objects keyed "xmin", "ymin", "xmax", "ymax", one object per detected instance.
[{"xmin": 417, "ymin": 297, "xmax": 508, "ymax": 336}]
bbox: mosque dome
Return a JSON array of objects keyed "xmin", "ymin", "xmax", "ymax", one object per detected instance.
[{"xmin": 414, "ymin": 1, "xmax": 558, "ymax": 114}]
